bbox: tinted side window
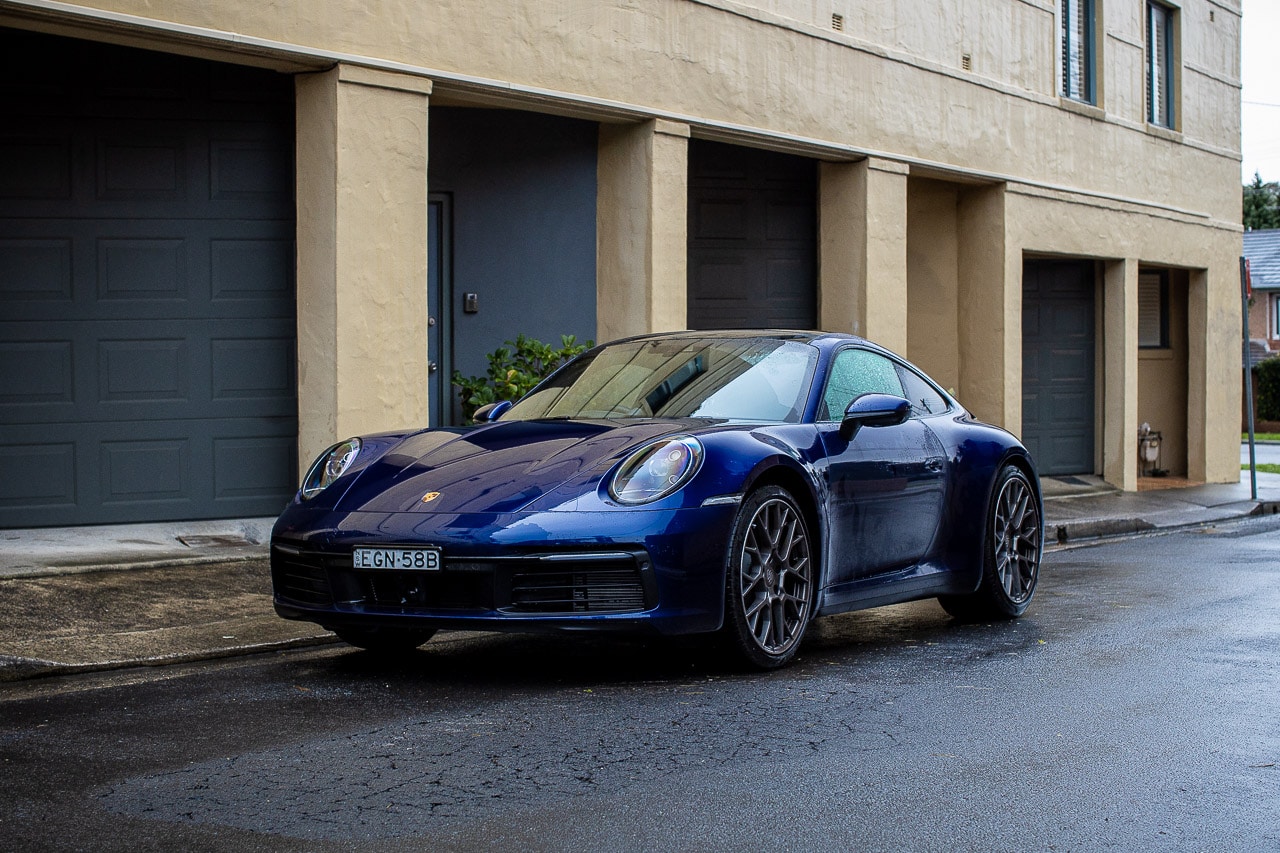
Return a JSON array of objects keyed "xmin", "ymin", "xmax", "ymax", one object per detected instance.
[
  {"xmin": 821, "ymin": 349, "xmax": 904, "ymax": 421},
  {"xmin": 895, "ymin": 364, "xmax": 950, "ymax": 417}
]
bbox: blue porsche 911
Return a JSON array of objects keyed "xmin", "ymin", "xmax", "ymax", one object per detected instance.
[{"xmin": 271, "ymin": 330, "xmax": 1043, "ymax": 668}]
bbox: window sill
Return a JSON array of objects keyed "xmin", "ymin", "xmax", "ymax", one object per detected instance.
[
  {"xmin": 1139, "ymin": 347, "xmax": 1175, "ymax": 361},
  {"xmin": 1144, "ymin": 123, "xmax": 1182, "ymax": 143},
  {"xmin": 1058, "ymin": 97, "xmax": 1105, "ymax": 121}
]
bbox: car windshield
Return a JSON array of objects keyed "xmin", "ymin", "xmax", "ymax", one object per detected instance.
[{"xmin": 504, "ymin": 337, "xmax": 819, "ymax": 423}]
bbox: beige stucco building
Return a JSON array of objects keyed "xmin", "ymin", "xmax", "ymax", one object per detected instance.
[{"xmin": 0, "ymin": 0, "xmax": 1244, "ymax": 527}]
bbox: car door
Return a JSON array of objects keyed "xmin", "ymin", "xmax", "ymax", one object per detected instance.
[{"xmin": 818, "ymin": 348, "xmax": 948, "ymax": 586}]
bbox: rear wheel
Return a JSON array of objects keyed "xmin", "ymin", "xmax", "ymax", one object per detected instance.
[
  {"xmin": 334, "ymin": 626, "xmax": 436, "ymax": 653},
  {"xmin": 939, "ymin": 464, "xmax": 1042, "ymax": 621},
  {"xmin": 722, "ymin": 486, "xmax": 815, "ymax": 669}
]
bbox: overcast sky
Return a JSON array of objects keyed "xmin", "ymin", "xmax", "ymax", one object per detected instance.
[{"xmin": 1242, "ymin": 0, "xmax": 1280, "ymax": 182}]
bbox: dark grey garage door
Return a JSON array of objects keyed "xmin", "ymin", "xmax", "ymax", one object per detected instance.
[
  {"xmin": 687, "ymin": 141, "xmax": 816, "ymax": 330},
  {"xmin": 0, "ymin": 30, "xmax": 297, "ymax": 527},
  {"xmin": 1022, "ymin": 260, "xmax": 1095, "ymax": 476}
]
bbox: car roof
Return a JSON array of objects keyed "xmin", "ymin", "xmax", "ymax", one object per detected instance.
[{"xmin": 607, "ymin": 329, "xmax": 877, "ymax": 352}]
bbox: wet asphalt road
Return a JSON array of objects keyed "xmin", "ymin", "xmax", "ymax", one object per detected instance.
[{"xmin": 2, "ymin": 518, "xmax": 1279, "ymax": 852}]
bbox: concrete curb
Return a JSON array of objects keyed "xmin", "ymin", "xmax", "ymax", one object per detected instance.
[
  {"xmin": 0, "ymin": 634, "xmax": 339, "ymax": 684},
  {"xmin": 1, "ymin": 550, "xmax": 268, "ymax": 581},
  {"xmin": 1047, "ymin": 500, "xmax": 1280, "ymax": 546}
]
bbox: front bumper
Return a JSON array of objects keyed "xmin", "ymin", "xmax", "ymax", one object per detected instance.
[{"xmin": 270, "ymin": 506, "xmax": 736, "ymax": 636}]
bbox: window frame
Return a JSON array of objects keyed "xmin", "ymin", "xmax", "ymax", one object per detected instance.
[
  {"xmin": 1271, "ymin": 293, "xmax": 1280, "ymax": 341},
  {"xmin": 893, "ymin": 362, "xmax": 953, "ymax": 419},
  {"xmin": 1138, "ymin": 270, "xmax": 1170, "ymax": 350},
  {"xmin": 1060, "ymin": 0, "xmax": 1096, "ymax": 104},
  {"xmin": 818, "ymin": 347, "xmax": 953, "ymax": 423},
  {"xmin": 1145, "ymin": 0, "xmax": 1176, "ymax": 129}
]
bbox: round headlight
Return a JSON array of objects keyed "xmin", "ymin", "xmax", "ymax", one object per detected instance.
[
  {"xmin": 300, "ymin": 438, "xmax": 362, "ymax": 500},
  {"xmin": 610, "ymin": 436, "xmax": 703, "ymax": 505}
]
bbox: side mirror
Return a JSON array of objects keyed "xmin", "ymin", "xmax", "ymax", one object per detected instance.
[
  {"xmin": 839, "ymin": 393, "xmax": 911, "ymax": 440},
  {"xmin": 473, "ymin": 400, "xmax": 513, "ymax": 423}
]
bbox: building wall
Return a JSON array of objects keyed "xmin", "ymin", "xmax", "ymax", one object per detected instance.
[
  {"xmin": 427, "ymin": 108, "xmax": 599, "ymax": 410},
  {"xmin": 906, "ymin": 179, "xmax": 962, "ymax": 395},
  {"xmin": 1248, "ymin": 290, "xmax": 1279, "ymax": 349},
  {"xmin": 0, "ymin": 0, "xmax": 1244, "ymax": 491},
  {"xmin": 1138, "ymin": 269, "xmax": 1190, "ymax": 477}
]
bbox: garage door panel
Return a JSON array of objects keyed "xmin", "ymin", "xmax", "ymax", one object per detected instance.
[
  {"xmin": 210, "ymin": 335, "xmax": 296, "ymax": 403},
  {"xmin": 0, "ymin": 340, "xmax": 74, "ymax": 405},
  {"xmin": 101, "ymin": 436, "xmax": 191, "ymax": 506},
  {"xmin": 688, "ymin": 140, "xmax": 816, "ymax": 331},
  {"xmin": 210, "ymin": 238, "xmax": 293, "ymax": 302},
  {"xmin": 0, "ymin": 220, "xmax": 293, "ymax": 322},
  {"xmin": 0, "ymin": 237, "xmax": 74, "ymax": 300},
  {"xmin": 96, "ymin": 132, "xmax": 186, "ymax": 201},
  {"xmin": 1, "ymin": 318, "xmax": 295, "ymax": 425},
  {"xmin": 765, "ymin": 257, "xmax": 810, "ymax": 299},
  {"xmin": 214, "ymin": 434, "xmax": 296, "ymax": 502},
  {"xmin": 689, "ymin": 257, "xmax": 754, "ymax": 301},
  {"xmin": 764, "ymin": 198, "xmax": 814, "ymax": 241},
  {"xmin": 98, "ymin": 338, "xmax": 188, "ymax": 403},
  {"xmin": 1022, "ymin": 260, "xmax": 1095, "ymax": 476},
  {"xmin": 0, "ymin": 415, "xmax": 296, "ymax": 526},
  {"xmin": 98, "ymin": 237, "xmax": 188, "ymax": 299},
  {"xmin": 210, "ymin": 139, "xmax": 292, "ymax": 204},
  {"xmin": 691, "ymin": 197, "xmax": 750, "ymax": 241},
  {"xmin": 0, "ymin": 132, "xmax": 73, "ymax": 200},
  {"xmin": 0, "ymin": 441, "xmax": 77, "ymax": 511},
  {"xmin": 0, "ymin": 28, "xmax": 296, "ymax": 526},
  {"xmin": 1049, "ymin": 347, "xmax": 1092, "ymax": 382}
]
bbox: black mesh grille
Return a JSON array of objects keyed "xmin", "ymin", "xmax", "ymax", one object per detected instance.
[
  {"xmin": 271, "ymin": 543, "xmax": 653, "ymax": 616},
  {"xmin": 508, "ymin": 569, "xmax": 646, "ymax": 614},
  {"xmin": 271, "ymin": 550, "xmax": 334, "ymax": 607}
]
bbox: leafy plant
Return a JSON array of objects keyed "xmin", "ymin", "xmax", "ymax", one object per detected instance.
[
  {"xmin": 1255, "ymin": 356, "xmax": 1280, "ymax": 422},
  {"xmin": 452, "ymin": 334, "xmax": 591, "ymax": 423}
]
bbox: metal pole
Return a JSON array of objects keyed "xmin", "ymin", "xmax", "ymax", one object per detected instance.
[{"xmin": 1242, "ymin": 256, "xmax": 1258, "ymax": 501}]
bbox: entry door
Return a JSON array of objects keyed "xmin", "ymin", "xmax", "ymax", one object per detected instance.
[
  {"xmin": 427, "ymin": 194, "xmax": 452, "ymax": 426},
  {"xmin": 1022, "ymin": 260, "xmax": 1096, "ymax": 475}
]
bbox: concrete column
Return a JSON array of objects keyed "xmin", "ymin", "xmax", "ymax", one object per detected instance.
[
  {"xmin": 295, "ymin": 65, "xmax": 432, "ymax": 467},
  {"xmin": 1103, "ymin": 259, "xmax": 1139, "ymax": 490},
  {"xmin": 957, "ymin": 184, "xmax": 1014, "ymax": 429},
  {"xmin": 1188, "ymin": 261, "xmax": 1242, "ymax": 484},
  {"xmin": 818, "ymin": 157, "xmax": 908, "ymax": 353},
  {"xmin": 1186, "ymin": 268, "xmax": 1209, "ymax": 482},
  {"xmin": 596, "ymin": 119, "xmax": 689, "ymax": 341}
]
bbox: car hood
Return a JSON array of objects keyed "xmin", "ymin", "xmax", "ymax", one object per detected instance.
[{"xmin": 334, "ymin": 419, "xmax": 712, "ymax": 514}]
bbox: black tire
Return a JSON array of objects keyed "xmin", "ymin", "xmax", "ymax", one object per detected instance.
[
  {"xmin": 939, "ymin": 464, "xmax": 1042, "ymax": 621},
  {"xmin": 721, "ymin": 486, "xmax": 816, "ymax": 669},
  {"xmin": 334, "ymin": 626, "xmax": 436, "ymax": 653}
]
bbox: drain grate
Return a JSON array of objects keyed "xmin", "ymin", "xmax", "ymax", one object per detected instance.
[{"xmin": 177, "ymin": 534, "xmax": 254, "ymax": 548}]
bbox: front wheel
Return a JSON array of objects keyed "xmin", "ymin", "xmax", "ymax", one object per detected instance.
[
  {"xmin": 334, "ymin": 626, "xmax": 436, "ymax": 654},
  {"xmin": 939, "ymin": 464, "xmax": 1042, "ymax": 621},
  {"xmin": 721, "ymin": 486, "xmax": 816, "ymax": 669}
]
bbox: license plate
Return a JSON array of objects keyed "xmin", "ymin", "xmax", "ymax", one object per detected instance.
[{"xmin": 352, "ymin": 547, "xmax": 441, "ymax": 571}]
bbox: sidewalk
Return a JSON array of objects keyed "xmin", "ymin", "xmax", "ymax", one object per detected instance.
[{"xmin": 3, "ymin": 469, "xmax": 1279, "ymax": 682}]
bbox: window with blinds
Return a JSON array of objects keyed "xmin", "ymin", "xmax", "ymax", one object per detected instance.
[
  {"xmin": 1146, "ymin": 2, "xmax": 1175, "ymax": 128},
  {"xmin": 1061, "ymin": 0, "xmax": 1094, "ymax": 103},
  {"xmin": 1138, "ymin": 272, "xmax": 1169, "ymax": 349}
]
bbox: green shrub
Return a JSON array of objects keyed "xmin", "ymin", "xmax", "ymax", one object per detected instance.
[
  {"xmin": 452, "ymin": 334, "xmax": 591, "ymax": 423},
  {"xmin": 1256, "ymin": 358, "xmax": 1280, "ymax": 422}
]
